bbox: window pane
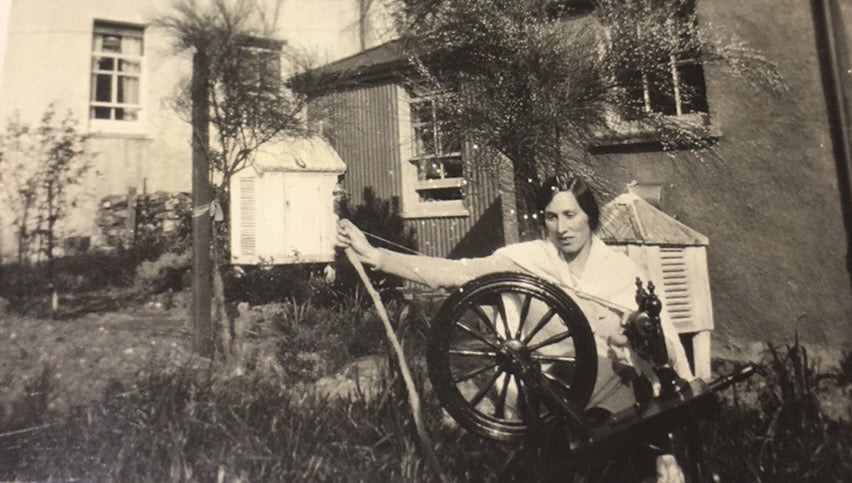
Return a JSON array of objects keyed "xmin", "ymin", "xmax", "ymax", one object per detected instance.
[
  {"xmin": 676, "ymin": 63, "xmax": 708, "ymax": 114},
  {"xmin": 94, "ymin": 56, "xmax": 115, "ymax": 71},
  {"xmin": 410, "ymin": 100, "xmax": 433, "ymax": 125},
  {"xmin": 94, "ymin": 74, "xmax": 112, "ymax": 102},
  {"xmin": 443, "ymin": 157, "xmax": 463, "ymax": 178},
  {"xmin": 417, "ymin": 160, "xmax": 444, "ymax": 180},
  {"xmin": 618, "ymin": 68, "xmax": 647, "ymax": 116},
  {"xmin": 117, "ymin": 76, "xmax": 139, "ymax": 104},
  {"xmin": 114, "ymin": 108, "xmax": 139, "ymax": 121},
  {"xmin": 122, "ymin": 36, "xmax": 143, "ymax": 56},
  {"xmin": 647, "ymin": 70, "xmax": 677, "ymax": 116},
  {"xmin": 92, "ymin": 107, "xmax": 111, "ymax": 119},
  {"xmin": 101, "ymin": 34, "xmax": 121, "ymax": 52},
  {"xmin": 438, "ymin": 123, "xmax": 462, "ymax": 153},
  {"xmin": 417, "ymin": 187, "xmax": 463, "ymax": 201},
  {"xmin": 414, "ymin": 125, "xmax": 436, "ymax": 157},
  {"xmin": 119, "ymin": 59, "xmax": 140, "ymax": 73}
]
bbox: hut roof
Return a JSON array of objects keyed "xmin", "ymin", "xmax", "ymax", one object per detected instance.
[
  {"xmin": 599, "ymin": 193, "xmax": 709, "ymax": 246},
  {"xmin": 252, "ymin": 136, "xmax": 346, "ymax": 174},
  {"xmin": 291, "ymin": 40, "xmax": 408, "ymax": 94}
]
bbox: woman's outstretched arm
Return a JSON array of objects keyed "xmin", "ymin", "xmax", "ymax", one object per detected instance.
[{"xmin": 336, "ymin": 219, "xmax": 517, "ymax": 289}]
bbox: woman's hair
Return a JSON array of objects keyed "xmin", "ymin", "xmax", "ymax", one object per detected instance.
[{"xmin": 536, "ymin": 174, "xmax": 601, "ymax": 231}]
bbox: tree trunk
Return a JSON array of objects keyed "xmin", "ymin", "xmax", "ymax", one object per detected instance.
[{"xmin": 509, "ymin": 152, "xmax": 542, "ymax": 241}]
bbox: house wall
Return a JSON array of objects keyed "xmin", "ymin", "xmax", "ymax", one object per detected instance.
[
  {"xmin": 0, "ymin": 0, "xmax": 192, "ymax": 254},
  {"xmin": 589, "ymin": 0, "xmax": 852, "ymax": 353},
  {"xmin": 0, "ymin": 0, "xmax": 382, "ymax": 259},
  {"xmin": 318, "ymin": 82, "xmax": 505, "ymax": 259}
]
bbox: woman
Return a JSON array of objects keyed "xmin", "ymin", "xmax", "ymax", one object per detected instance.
[{"xmin": 336, "ymin": 174, "xmax": 694, "ymax": 414}]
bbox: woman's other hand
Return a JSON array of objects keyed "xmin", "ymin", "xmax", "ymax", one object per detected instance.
[{"xmin": 336, "ymin": 219, "xmax": 382, "ymax": 267}]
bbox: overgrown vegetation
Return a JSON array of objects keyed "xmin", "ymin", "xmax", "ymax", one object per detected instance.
[
  {"xmin": 389, "ymin": 0, "xmax": 785, "ymax": 235},
  {"xmin": 1, "ymin": 299, "xmax": 848, "ymax": 482},
  {"xmin": 706, "ymin": 340, "xmax": 852, "ymax": 481},
  {"xmin": 0, "ymin": 106, "xmax": 93, "ymax": 288}
]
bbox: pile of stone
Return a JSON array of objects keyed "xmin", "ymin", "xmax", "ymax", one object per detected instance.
[{"xmin": 95, "ymin": 191, "xmax": 191, "ymax": 249}]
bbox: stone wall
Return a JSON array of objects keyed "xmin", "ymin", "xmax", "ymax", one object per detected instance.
[{"xmin": 95, "ymin": 191, "xmax": 191, "ymax": 249}]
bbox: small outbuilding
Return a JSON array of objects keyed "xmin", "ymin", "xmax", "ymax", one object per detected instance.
[
  {"xmin": 230, "ymin": 136, "xmax": 346, "ymax": 265},
  {"xmin": 599, "ymin": 191, "xmax": 714, "ymax": 379}
]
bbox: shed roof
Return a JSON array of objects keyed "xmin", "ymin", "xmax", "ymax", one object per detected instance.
[
  {"xmin": 291, "ymin": 40, "xmax": 409, "ymax": 94},
  {"xmin": 599, "ymin": 193, "xmax": 709, "ymax": 246},
  {"xmin": 251, "ymin": 136, "xmax": 346, "ymax": 174},
  {"xmin": 312, "ymin": 39, "xmax": 406, "ymax": 78}
]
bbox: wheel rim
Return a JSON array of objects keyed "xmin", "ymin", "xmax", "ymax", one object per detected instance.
[{"xmin": 427, "ymin": 272, "xmax": 597, "ymax": 443}]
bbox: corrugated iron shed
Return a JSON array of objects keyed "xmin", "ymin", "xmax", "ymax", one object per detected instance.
[
  {"xmin": 599, "ymin": 193, "xmax": 709, "ymax": 246},
  {"xmin": 251, "ymin": 136, "xmax": 346, "ymax": 174}
]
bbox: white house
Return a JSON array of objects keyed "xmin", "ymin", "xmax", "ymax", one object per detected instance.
[{"xmin": 0, "ymin": 0, "xmax": 392, "ymax": 260}]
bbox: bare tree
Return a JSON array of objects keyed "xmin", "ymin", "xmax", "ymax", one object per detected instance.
[
  {"xmin": 0, "ymin": 106, "xmax": 92, "ymax": 312},
  {"xmin": 157, "ymin": 0, "xmax": 318, "ymax": 356},
  {"xmin": 159, "ymin": 0, "xmax": 315, "ymax": 202}
]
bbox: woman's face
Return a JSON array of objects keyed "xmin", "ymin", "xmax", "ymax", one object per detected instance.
[{"xmin": 543, "ymin": 191, "xmax": 592, "ymax": 257}]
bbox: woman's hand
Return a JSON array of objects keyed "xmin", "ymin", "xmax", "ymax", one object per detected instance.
[{"xmin": 336, "ymin": 219, "xmax": 382, "ymax": 268}]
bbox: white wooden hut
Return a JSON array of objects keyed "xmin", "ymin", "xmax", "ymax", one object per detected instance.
[
  {"xmin": 229, "ymin": 136, "xmax": 346, "ymax": 265},
  {"xmin": 599, "ymin": 192, "xmax": 714, "ymax": 379}
]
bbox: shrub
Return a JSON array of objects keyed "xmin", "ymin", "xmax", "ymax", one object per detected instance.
[
  {"xmin": 224, "ymin": 263, "xmax": 337, "ymax": 306},
  {"xmin": 0, "ymin": 250, "xmax": 140, "ymax": 314},
  {"xmin": 335, "ymin": 187, "xmax": 418, "ymax": 299},
  {"xmin": 134, "ymin": 251, "xmax": 192, "ymax": 294}
]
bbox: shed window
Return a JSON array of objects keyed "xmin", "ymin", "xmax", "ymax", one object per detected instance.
[
  {"xmin": 407, "ymin": 87, "xmax": 464, "ymax": 203},
  {"xmin": 90, "ymin": 21, "xmax": 144, "ymax": 121}
]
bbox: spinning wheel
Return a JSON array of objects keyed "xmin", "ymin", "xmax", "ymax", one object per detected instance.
[{"xmin": 427, "ymin": 272, "xmax": 598, "ymax": 442}]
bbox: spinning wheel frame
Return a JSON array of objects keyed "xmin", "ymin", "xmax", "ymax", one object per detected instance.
[{"xmin": 427, "ymin": 272, "xmax": 598, "ymax": 443}]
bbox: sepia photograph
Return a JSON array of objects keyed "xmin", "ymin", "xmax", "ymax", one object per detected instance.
[{"xmin": 0, "ymin": 0, "xmax": 850, "ymax": 481}]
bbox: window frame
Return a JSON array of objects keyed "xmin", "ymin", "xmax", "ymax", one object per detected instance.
[
  {"xmin": 89, "ymin": 20, "xmax": 146, "ymax": 134},
  {"xmin": 595, "ymin": 4, "xmax": 718, "ymax": 147},
  {"xmin": 397, "ymin": 85, "xmax": 469, "ymax": 219}
]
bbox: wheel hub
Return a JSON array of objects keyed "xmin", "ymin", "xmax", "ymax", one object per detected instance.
[{"xmin": 498, "ymin": 338, "xmax": 535, "ymax": 376}]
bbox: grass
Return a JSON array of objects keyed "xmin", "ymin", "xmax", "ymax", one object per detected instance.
[{"xmin": 1, "ymin": 293, "xmax": 849, "ymax": 481}]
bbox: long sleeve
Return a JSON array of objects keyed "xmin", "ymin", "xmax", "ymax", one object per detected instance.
[{"xmin": 374, "ymin": 248, "xmax": 522, "ymax": 290}]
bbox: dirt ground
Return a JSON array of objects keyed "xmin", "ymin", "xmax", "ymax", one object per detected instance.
[{"xmin": 0, "ymin": 296, "xmax": 196, "ymax": 414}]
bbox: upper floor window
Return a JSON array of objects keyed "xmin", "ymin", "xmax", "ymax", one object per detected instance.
[
  {"xmin": 90, "ymin": 21, "xmax": 144, "ymax": 122},
  {"xmin": 622, "ymin": 49, "xmax": 708, "ymax": 117},
  {"xmin": 611, "ymin": 1, "xmax": 708, "ymax": 119},
  {"xmin": 408, "ymin": 86, "xmax": 464, "ymax": 203}
]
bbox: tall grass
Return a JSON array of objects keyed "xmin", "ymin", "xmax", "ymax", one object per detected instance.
[
  {"xmin": 2, "ymin": 311, "xmax": 849, "ymax": 481},
  {"xmin": 705, "ymin": 339, "xmax": 852, "ymax": 481}
]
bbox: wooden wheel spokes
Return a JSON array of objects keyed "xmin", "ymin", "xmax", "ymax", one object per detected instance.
[
  {"xmin": 531, "ymin": 354, "xmax": 576, "ymax": 364},
  {"xmin": 471, "ymin": 304, "xmax": 504, "ymax": 341},
  {"xmin": 527, "ymin": 330, "xmax": 572, "ymax": 352},
  {"xmin": 523, "ymin": 306, "xmax": 559, "ymax": 344},
  {"xmin": 427, "ymin": 272, "xmax": 597, "ymax": 443},
  {"xmin": 452, "ymin": 362, "xmax": 500, "ymax": 384},
  {"xmin": 494, "ymin": 373, "xmax": 512, "ymax": 419},
  {"xmin": 454, "ymin": 320, "xmax": 500, "ymax": 350},
  {"xmin": 513, "ymin": 294, "xmax": 533, "ymax": 340},
  {"xmin": 468, "ymin": 368, "xmax": 504, "ymax": 408},
  {"xmin": 448, "ymin": 348, "xmax": 497, "ymax": 358}
]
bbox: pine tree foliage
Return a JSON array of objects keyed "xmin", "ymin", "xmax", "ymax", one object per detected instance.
[{"xmin": 391, "ymin": 0, "xmax": 785, "ymax": 214}]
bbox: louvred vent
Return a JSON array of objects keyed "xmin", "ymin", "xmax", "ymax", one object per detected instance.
[
  {"xmin": 239, "ymin": 177, "xmax": 256, "ymax": 256},
  {"xmin": 660, "ymin": 247, "xmax": 692, "ymax": 327}
]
